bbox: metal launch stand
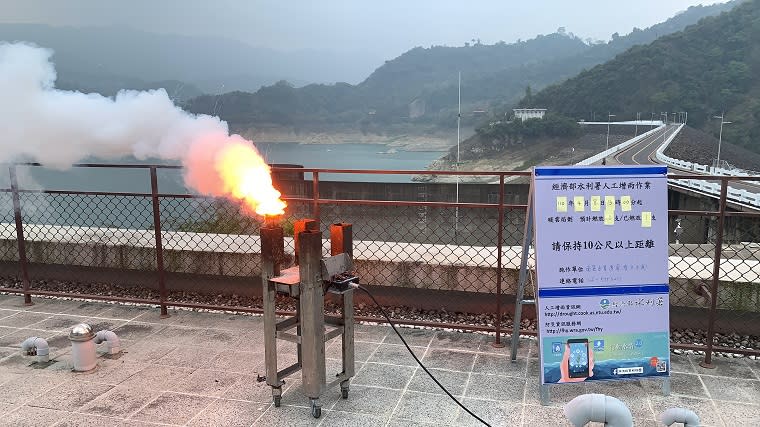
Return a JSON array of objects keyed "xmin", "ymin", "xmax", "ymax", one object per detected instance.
[{"xmin": 259, "ymin": 220, "xmax": 356, "ymax": 418}]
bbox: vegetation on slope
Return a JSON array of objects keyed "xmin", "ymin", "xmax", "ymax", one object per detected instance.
[
  {"xmin": 521, "ymin": 0, "xmax": 760, "ymax": 153},
  {"xmin": 185, "ymin": 1, "xmax": 736, "ymax": 133}
]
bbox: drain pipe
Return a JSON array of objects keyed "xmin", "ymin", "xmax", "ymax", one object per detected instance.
[
  {"xmin": 564, "ymin": 394, "xmax": 633, "ymax": 427},
  {"xmin": 94, "ymin": 330, "xmax": 120, "ymax": 355},
  {"xmin": 659, "ymin": 407, "xmax": 700, "ymax": 426},
  {"xmin": 21, "ymin": 337, "xmax": 49, "ymax": 363},
  {"xmin": 69, "ymin": 323, "xmax": 97, "ymax": 371}
]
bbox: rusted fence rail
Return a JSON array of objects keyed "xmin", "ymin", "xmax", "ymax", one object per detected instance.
[{"xmin": 0, "ymin": 164, "xmax": 758, "ymax": 364}]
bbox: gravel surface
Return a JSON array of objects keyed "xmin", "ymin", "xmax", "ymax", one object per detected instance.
[
  {"xmin": 665, "ymin": 126, "xmax": 760, "ymax": 172},
  {"xmin": 2, "ymin": 276, "xmax": 757, "ymax": 359}
]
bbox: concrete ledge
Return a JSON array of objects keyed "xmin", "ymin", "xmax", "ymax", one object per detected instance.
[{"xmin": 0, "ymin": 223, "xmax": 758, "ymax": 299}]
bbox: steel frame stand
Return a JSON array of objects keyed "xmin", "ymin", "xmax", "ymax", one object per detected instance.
[{"xmin": 261, "ymin": 220, "xmax": 356, "ymax": 419}]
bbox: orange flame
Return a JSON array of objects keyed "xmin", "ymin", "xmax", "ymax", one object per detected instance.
[{"xmin": 215, "ymin": 142, "xmax": 286, "ymax": 216}]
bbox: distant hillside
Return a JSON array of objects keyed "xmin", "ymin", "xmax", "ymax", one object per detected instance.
[
  {"xmin": 186, "ymin": 1, "xmax": 737, "ymax": 134},
  {"xmin": 186, "ymin": 33, "xmax": 588, "ymax": 131},
  {"xmin": 521, "ymin": 0, "xmax": 760, "ymax": 154},
  {"xmin": 0, "ymin": 24, "xmax": 376, "ymax": 93},
  {"xmin": 426, "ymin": 1, "xmax": 741, "ymax": 115},
  {"xmin": 56, "ymin": 72, "xmax": 203, "ymax": 102}
]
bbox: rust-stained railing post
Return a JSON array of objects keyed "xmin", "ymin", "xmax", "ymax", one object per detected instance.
[
  {"xmin": 9, "ymin": 165, "xmax": 32, "ymax": 306},
  {"xmin": 312, "ymin": 171, "xmax": 320, "ymax": 226},
  {"xmin": 700, "ymin": 177, "xmax": 728, "ymax": 368},
  {"xmin": 492, "ymin": 174, "xmax": 505, "ymax": 347},
  {"xmin": 150, "ymin": 167, "xmax": 169, "ymax": 318}
]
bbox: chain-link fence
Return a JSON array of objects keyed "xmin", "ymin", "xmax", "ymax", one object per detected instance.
[{"xmin": 0, "ymin": 165, "xmax": 758, "ymax": 361}]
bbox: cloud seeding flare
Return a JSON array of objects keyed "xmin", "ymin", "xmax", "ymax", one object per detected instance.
[{"xmin": 0, "ymin": 42, "xmax": 283, "ymax": 215}]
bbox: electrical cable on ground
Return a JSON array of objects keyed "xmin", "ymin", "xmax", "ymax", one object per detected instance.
[{"xmin": 353, "ymin": 284, "xmax": 492, "ymax": 427}]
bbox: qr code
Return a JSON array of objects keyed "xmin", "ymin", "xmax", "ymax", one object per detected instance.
[{"xmin": 656, "ymin": 360, "xmax": 667, "ymax": 373}]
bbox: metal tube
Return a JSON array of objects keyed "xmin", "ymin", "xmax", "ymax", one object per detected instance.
[
  {"xmin": 9, "ymin": 166, "xmax": 32, "ymax": 306},
  {"xmin": 330, "ymin": 223, "xmax": 353, "ymax": 258},
  {"xmin": 150, "ymin": 167, "xmax": 168, "ymax": 318},
  {"xmin": 330, "ymin": 223, "xmax": 355, "ymax": 379},
  {"xmin": 493, "ymin": 175, "xmax": 505, "ymax": 347},
  {"xmin": 294, "ymin": 219, "xmax": 318, "ymax": 265},
  {"xmin": 700, "ymin": 177, "xmax": 728, "ymax": 368},
  {"xmin": 261, "ymin": 224, "xmax": 285, "ymax": 388},
  {"xmin": 511, "ymin": 188, "xmax": 534, "ymax": 360},
  {"xmin": 298, "ymin": 230, "xmax": 326, "ymax": 399}
]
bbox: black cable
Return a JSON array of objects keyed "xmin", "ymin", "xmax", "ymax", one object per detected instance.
[{"xmin": 355, "ymin": 284, "xmax": 492, "ymax": 427}]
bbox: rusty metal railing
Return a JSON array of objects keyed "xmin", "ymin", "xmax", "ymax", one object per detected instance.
[{"xmin": 0, "ymin": 164, "xmax": 758, "ymax": 364}]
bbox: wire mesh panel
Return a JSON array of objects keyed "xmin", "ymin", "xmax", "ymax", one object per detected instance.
[
  {"xmin": 500, "ymin": 207, "xmax": 531, "ymax": 334},
  {"xmin": 0, "ymin": 191, "xmax": 18, "ymax": 264},
  {"xmin": 320, "ymin": 204, "xmax": 497, "ymax": 290},
  {"xmin": 12, "ymin": 191, "xmax": 156, "ymax": 297},
  {"xmin": 0, "ymin": 190, "xmax": 20, "ymax": 287},
  {"xmin": 159, "ymin": 196, "xmax": 312, "ymax": 279},
  {"xmin": 667, "ymin": 213, "xmax": 715, "ymax": 347},
  {"xmin": 0, "ymin": 164, "xmax": 757, "ymax": 357},
  {"xmin": 714, "ymin": 214, "xmax": 760, "ymax": 342},
  {"xmin": 19, "ymin": 192, "xmax": 154, "ymax": 269}
]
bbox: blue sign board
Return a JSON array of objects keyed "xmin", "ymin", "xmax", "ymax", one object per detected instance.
[{"xmin": 533, "ymin": 165, "xmax": 670, "ymax": 384}]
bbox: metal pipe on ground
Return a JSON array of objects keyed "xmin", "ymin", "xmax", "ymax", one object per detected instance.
[
  {"xmin": 94, "ymin": 330, "xmax": 121, "ymax": 355},
  {"xmin": 21, "ymin": 337, "xmax": 49, "ymax": 363},
  {"xmin": 564, "ymin": 394, "xmax": 633, "ymax": 427},
  {"xmin": 659, "ymin": 407, "xmax": 700, "ymax": 426}
]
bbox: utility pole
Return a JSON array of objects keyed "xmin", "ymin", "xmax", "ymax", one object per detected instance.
[{"xmin": 455, "ymin": 72, "xmax": 461, "ymax": 240}]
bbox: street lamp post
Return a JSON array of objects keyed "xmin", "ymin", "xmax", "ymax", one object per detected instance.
[
  {"xmin": 713, "ymin": 112, "xmax": 732, "ymax": 169},
  {"xmin": 603, "ymin": 113, "xmax": 615, "ymax": 165},
  {"xmin": 605, "ymin": 112, "xmax": 616, "ymax": 151},
  {"xmin": 635, "ymin": 112, "xmax": 640, "ymax": 136},
  {"xmin": 455, "ymin": 71, "xmax": 461, "ymax": 239}
]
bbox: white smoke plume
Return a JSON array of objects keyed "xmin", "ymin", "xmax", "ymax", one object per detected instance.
[{"xmin": 0, "ymin": 42, "xmax": 278, "ymax": 212}]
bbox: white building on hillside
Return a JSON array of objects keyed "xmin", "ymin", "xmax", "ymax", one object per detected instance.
[{"xmin": 513, "ymin": 108, "xmax": 547, "ymax": 121}]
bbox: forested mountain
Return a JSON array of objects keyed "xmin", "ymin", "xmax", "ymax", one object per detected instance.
[
  {"xmin": 0, "ymin": 24, "xmax": 373, "ymax": 94},
  {"xmin": 186, "ymin": 1, "xmax": 737, "ymax": 133},
  {"xmin": 521, "ymin": 0, "xmax": 760, "ymax": 153}
]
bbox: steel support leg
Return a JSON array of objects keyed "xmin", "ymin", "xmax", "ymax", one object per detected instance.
[
  {"xmin": 261, "ymin": 226, "xmax": 285, "ymax": 394},
  {"xmin": 298, "ymin": 230, "xmax": 326, "ymax": 401}
]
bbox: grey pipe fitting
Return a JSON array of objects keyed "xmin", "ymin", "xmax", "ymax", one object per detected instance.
[
  {"xmin": 94, "ymin": 330, "xmax": 120, "ymax": 355},
  {"xmin": 564, "ymin": 393, "xmax": 633, "ymax": 427},
  {"xmin": 69, "ymin": 323, "xmax": 95, "ymax": 341},
  {"xmin": 659, "ymin": 407, "xmax": 700, "ymax": 426},
  {"xmin": 21, "ymin": 337, "xmax": 49, "ymax": 363},
  {"xmin": 69, "ymin": 323, "xmax": 97, "ymax": 371}
]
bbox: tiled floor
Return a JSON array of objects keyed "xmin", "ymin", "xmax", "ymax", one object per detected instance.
[{"xmin": 0, "ymin": 294, "xmax": 758, "ymax": 426}]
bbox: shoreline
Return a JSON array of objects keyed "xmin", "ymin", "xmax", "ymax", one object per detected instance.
[{"xmin": 238, "ymin": 128, "xmax": 465, "ymax": 152}]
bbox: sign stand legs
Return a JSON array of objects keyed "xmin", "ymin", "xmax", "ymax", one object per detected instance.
[{"xmin": 510, "ymin": 184, "xmax": 551, "ymax": 404}]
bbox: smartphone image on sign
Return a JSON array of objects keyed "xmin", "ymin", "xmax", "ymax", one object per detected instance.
[{"xmin": 567, "ymin": 339, "xmax": 590, "ymax": 378}]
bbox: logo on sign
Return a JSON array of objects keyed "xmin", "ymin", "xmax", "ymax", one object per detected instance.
[
  {"xmin": 552, "ymin": 342, "xmax": 563, "ymax": 354},
  {"xmin": 634, "ymin": 339, "xmax": 643, "ymax": 348},
  {"xmin": 599, "ymin": 298, "xmax": 610, "ymax": 309},
  {"xmin": 593, "ymin": 339, "xmax": 605, "ymax": 352}
]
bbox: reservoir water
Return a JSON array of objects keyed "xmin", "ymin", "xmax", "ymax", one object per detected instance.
[
  {"xmin": 12, "ymin": 142, "xmax": 447, "ymax": 194},
  {"xmin": 257, "ymin": 142, "xmax": 445, "ymax": 183}
]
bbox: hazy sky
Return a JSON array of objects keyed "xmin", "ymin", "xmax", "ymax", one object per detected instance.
[{"xmin": 1, "ymin": 0, "xmax": 729, "ymax": 59}]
